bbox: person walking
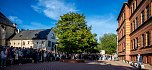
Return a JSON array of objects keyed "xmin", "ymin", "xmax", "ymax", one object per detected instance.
[
  {"xmin": 0, "ymin": 48, "xmax": 7, "ymax": 67},
  {"xmin": 137, "ymin": 54, "xmax": 142, "ymax": 70}
]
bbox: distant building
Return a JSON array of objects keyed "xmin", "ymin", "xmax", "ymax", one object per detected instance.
[
  {"xmin": 117, "ymin": 0, "xmax": 152, "ymax": 65},
  {"xmin": 0, "ymin": 12, "xmax": 17, "ymax": 46},
  {"xmin": 10, "ymin": 29, "xmax": 56, "ymax": 51},
  {"xmin": 100, "ymin": 50, "xmax": 105, "ymax": 55}
]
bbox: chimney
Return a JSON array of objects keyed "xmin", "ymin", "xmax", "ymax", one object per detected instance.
[
  {"xmin": 13, "ymin": 23, "xmax": 17, "ymax": 28},
  {"xmin": 17, "ymin": 29, "xmax": 20, "ymax": 33}
]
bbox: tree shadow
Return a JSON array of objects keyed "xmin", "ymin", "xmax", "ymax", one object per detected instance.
[{"xmin": 0, "ymin": 61, "xmax": 149, "ymax": 70}]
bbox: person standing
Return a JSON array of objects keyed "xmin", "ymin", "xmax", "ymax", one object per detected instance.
[
  {"xmin": 43, "ymin": 51, "xmax": 47, "ymax": 62},
  {"xmin": 18, "ymin": 48, "xmax": 23, "ymax": 65},
  {"xmin": 137, "ymin": 54, "xmax": 142, "ymax": 70},
  {"xmin": 14, "ymin": 48, "xmax": 19, "ymax": 64},
  {"xmin": 37, "ymin": 50, "xmax": 41, "ymax": 62},
  {"xmin": 0, "ymin": 48, "xmax": 7, "ymax": 67},
  {"xmin": 10, "ymin": 46, "xmax": 14, "ymax": 65}
]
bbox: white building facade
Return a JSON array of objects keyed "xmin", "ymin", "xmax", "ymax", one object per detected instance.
[{"xmin": 10, "ymin": 29, "xmax": 56, "ymax": 51}]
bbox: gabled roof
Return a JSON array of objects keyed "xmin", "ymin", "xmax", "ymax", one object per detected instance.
[
  {"xmin": 11, "ymin": 29, "xmax": 51, "ymax": 40},
  {"xmin": 0, "ymin": 12, "xmax": 15, "ymax": 27}
]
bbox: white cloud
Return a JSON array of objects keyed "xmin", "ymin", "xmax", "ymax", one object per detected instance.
[
  {"xmin": 8, "ymin": 16, "xmax": 23, "ymax": 24},
  {"xmin": 8, "ymin": 16, "xmax": 52, "ymax": 30},
  {"xmin": 86, "ymin": 14, "xmax": 117, "ymax": 42},
  {"xmin": 31, "ymin": 0, "xmax": 77, "ymax": 20}
]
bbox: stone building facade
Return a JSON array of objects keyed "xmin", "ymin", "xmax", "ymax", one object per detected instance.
[
  {"xmin": 117, "ymin": 0, "xmax": 152, "ymax": 65},
  {"xmin": 0, "ymin": 12, "xmax": 17, "ymax": 46}
]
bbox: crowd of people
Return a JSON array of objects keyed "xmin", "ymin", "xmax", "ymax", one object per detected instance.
[
  {"xmin": 0, "ymin": 46, "xmax": 116, "ymax": 68},
  {"xmin": 0, "ymin": 46, "xmax": 58, "ymax": 67}
]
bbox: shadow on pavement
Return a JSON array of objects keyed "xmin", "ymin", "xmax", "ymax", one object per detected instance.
[{"xmin": 0, "ymin": 61, "xmax": 145, "ymax": 70}]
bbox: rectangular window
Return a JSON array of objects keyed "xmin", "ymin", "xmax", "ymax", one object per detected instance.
[
  {"xmin": 133, "ymin": 21, "xmax": 135, "ymax": 30},
  {"xmin": 52, "ymin": 42, "xmax": 54, "ymax": 48},
  {"xmin": 124, "ymin": 42, "xmax": 125, "ymax": 50},
  {"xmin": 42, "ymin": 41, "xmax": 44, "ymax": 44},
  {"xmin": 37, "ymin": 42, "xmax": 38, "ymax": 44},
  {"xmin": 48, "ymin": 41, "xmax": 51, "ymax": 47},
  {"xmin": 120, "ymin": 31, "xmax": 122, "ymax": 38},
  {"xmin": 121, "ymin": 44, "xmax": 123, "ymax": 51},
  {"xmin": 135, "ymin": 38, "xmax": 138, "ymax": 49},
  {"xmin": 146, "ymin": 5, "xmax": 151, "ymax": 19},
  {"xmin": 123, "ymin": 27, "xmax": 125, "ymax": 35},
  {"xmin": 122, "ymin": 29, "xmax": 123, "ymax": 36},
  {"xmin": 28, "ymin": 41, "xmax": 30, "ymax": 44},
  {"xmin": 146, "ymin": 31, "xmax": 151, "ymax": 46},
  {"xmin": 142, "ymin": 34, "xmax": 145, "ymax": 47},
  {"xmin": 131, "ymin": 23, "xmax": 133, "ymax": 32},
  {"xmin": 23, "ymin": 41, "xmax": 25, "ymax": 45},
  {"xmin": 142, "ymin": 11, "xmax": 145, "ymax": 24},
  {"xmin": 133, "ymin": 39, "xmax": 136, "ymax": 49},
  {"xmin": 135, "ymin": 17, "xmax": 138, "ymax": 29}
]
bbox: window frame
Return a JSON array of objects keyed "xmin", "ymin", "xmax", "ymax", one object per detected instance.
[
  {"xmin": 146, "ymin": 31, "xmax": 151, "ymax": 47},
  {"xmin": 146, "ymin": 5, "xmax": 151, "ymax": 19},
  {"xmin": 141, "ymin": 10, "xmax": 145, "ymax": 24},
  {"xmin": 135, "ymin": 17, "xmax": 138, "ymax": 29},
  {"xmin": 142, "ymin": 34, "xmax": 145, "ymax": 47},
  {"xmin": 23, "ymin": 41, "xmax": 25, "ymax": 45}
]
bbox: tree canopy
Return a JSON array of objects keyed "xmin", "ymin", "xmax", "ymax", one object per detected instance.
[
  {"xmin": 98, "ymin": 33, "xmax": 117, "ymax": 55},
  {"xmin": 53, "ymin": 12, "xmax": 98, "ymax": 53}
]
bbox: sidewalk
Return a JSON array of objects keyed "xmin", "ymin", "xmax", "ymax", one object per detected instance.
[
  {"xmin": 143, "ymin": 64, "xmax": 152, "ymax": 70},
  {"xmin": 105, "ymin": 60, "xmax": 152, "ymax": 70},
  {"xmin": 105, "ymin": 61, "xmax": 134, "ymax": 68}
]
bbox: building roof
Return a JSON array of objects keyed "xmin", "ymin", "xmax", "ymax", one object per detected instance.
[
  {"xmin": 11, "ymin": 29, "xmax": 51, "ymax": 40},
  {"xmin": 128, "ymin": 0, "xmax": 133, "ymax": 5},
  {"xmin": 0, "ymin": 12, "xmax": 16, "ymax": 27},
  {"xmin": 117, "ymin": 2, "xmax": 128, "ymax": 20}
]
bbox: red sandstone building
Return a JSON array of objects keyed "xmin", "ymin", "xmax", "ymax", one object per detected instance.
[{"xmin": 117, "ymin": 0, "xmax": 152, "ymax": 65}]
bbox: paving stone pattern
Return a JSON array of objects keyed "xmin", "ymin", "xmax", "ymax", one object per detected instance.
[{"xmin": 0, "ymin": 61, "xmax": 136, "ymax": 70}]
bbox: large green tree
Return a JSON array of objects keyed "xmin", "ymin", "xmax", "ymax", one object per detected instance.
[
  {"xmin": 53, "ymin": 12, "xmax": 97, "ymax": 53},
  {"xmin": 98, "ymin": 33, "xmax": 117, "ymax": 55}
]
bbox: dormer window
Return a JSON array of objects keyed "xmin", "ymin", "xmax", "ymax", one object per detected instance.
[
  {"xmin": 1, "ymin": 25, "xmax": 5, "ymax": 31},
  {"xmin": 19, "ymin": 35, "xmax": 22, "ymax": 37}
]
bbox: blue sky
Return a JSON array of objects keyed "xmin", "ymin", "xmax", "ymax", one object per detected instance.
[{"xmin": 0, "ymin": 0, "xmax": 127, "ymax": 41}]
